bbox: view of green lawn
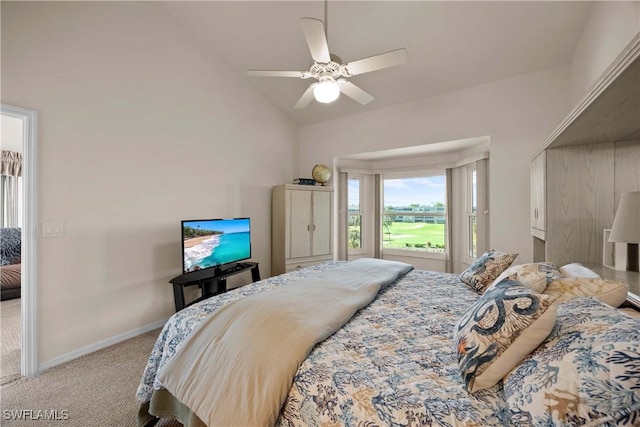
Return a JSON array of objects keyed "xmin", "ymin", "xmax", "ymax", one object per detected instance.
[
  {"xmin": 383, "ymin": 222, "xmax": 445, "ymax": 249},
  {"xmin": 349, "ymin": 221, "xmax": 446, "ymax": 251}
]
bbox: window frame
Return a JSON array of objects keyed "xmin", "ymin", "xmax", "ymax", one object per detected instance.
[
  {"xmin": 466, "ymin": 166, "xmax": 478, "ymax": 262},
  {"xmin": 347, "ymin": 175, "xmax": 366, "ymax": 256},
  {"xmin": 381, "ymin": 170, "xmax": 447, "ymax": 261}
]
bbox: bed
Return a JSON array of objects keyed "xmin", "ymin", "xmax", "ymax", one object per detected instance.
[{"xmin": 136, "ymin": 256, "xmax": 640, "ymax": 427}]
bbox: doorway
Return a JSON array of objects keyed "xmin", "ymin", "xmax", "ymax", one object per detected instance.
[{"xmin": 1, "ymin": 104, "xmax": 38, "ymax": 378}]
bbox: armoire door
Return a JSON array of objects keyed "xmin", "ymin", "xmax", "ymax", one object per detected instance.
[
  {"xmin": 311, "ymin": 190, "xmax": 332, "ymax": 256},
  {"xmin": 288, "ymin": 189, "xmax": 312, "ymax": 258}
]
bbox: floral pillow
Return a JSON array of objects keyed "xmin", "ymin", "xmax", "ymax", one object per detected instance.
[
  {"xmin": 543, "ymin": 277, "xmax": 629, "ymax": 307},
  {"xmin": 459, "ymin": 249, "xmax": 518, "ymax": 293},
  {"xmin": 504, "ymin": 297, "xmax": 640, "ymax": 426},
  {"xmin": 453, "ymin": 278, "xmax": 557, "ymax": 393},
  {"xmin": 490, "ymin": 262, "xmax": 563, "ymax": 294}
]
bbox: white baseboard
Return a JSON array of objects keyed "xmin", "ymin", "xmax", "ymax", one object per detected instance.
[{"xmin": 39, "ymin": 318, "xmax": 168, "ymax": 372}]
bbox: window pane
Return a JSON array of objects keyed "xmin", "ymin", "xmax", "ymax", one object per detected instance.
[
  {"xmin": 348, "ymin": 179, "xmax": 360, "ymax": 213},
  {"xmin": 382, "ymin": 176, "xmax": 446, "ymax": 253},
  {"xmin": 469, "ymin": 216, "xmax": 477, "ymax": 258},
  {"xmin": 348, "ymin": 178, "xmax": 362, "ymax": 250}
]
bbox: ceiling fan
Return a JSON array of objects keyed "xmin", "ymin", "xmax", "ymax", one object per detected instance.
[{"xmin": 246, "ymin": 14, "xmax": 407, "ymax": 109}]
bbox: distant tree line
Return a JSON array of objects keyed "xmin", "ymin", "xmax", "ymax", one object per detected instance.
[
  {"xmin": 183, "ymin": 226, "xmax": 223, "ymax": 239},
  {"xmin": 348, "ymin": 216, "xmax": 361, "ymax": 249}
]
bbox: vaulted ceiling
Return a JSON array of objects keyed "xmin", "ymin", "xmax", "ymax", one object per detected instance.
[{"xmin": 160, "ymin": 1, "xmax": 594, "ymax": 126}]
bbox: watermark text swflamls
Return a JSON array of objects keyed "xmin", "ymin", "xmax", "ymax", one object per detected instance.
[{"xmin": 3, "ymin": 409, "xmax": 69, "ymax": 421}]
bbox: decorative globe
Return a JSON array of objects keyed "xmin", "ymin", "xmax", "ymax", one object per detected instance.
[{"xmin": 312, "ymin": 164, "xmax": 331, "ymax": 185}]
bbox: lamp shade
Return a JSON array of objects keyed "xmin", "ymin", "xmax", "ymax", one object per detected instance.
[
  {"xmin": 609, "ymin": 191, "xmax": 640, "ymax": 243},
  {"xmin": 313, "ymin": 80, "xmax": 340, "ymax": 103}
]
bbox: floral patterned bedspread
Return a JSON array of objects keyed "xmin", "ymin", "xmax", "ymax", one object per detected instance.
[{"xmin": 137, "ymin": 262, "xmax": 511, "ymax": 426}]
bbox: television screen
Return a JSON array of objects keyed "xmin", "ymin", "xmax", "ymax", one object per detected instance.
[{"xmin": 181, "ymin": 218, "xmax": 251, "ymax": 274}]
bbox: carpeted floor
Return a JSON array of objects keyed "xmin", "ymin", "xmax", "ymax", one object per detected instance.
[
  {"xmin": 0, "ymin": 327, "xmax": 183, "ymax": 426},
  {"xmin": 1, "ymin": 298, "xmax": 21, "ymax": 385}
]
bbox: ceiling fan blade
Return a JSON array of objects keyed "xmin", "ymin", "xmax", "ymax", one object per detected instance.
[
  {"xmin": 246, "ymin": 70, "xmax": 306, "ymax": 78},
  {"xmin": 339, "ymin": 80, "xmax": 374, "ymax": 105},
  {"xmin": 344, "ymin": 48, "xmax": 408, "ymax": 76},
  {"xmin": 300, "ymin": 17, "xmax": 331, "ymax": 63},
  {"xmin": 294, "ymin": 83, "xmax": 317, "ymax": 109}
]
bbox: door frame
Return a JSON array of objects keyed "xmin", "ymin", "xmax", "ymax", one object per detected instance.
[{"xmin": 1, "ymin": 103, "xmax": 38, "ymax": 376}]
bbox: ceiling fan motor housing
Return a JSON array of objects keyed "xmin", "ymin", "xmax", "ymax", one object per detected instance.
[{"xmin": 310, "ymin": 54, "xmax": 347, "ymax": 79}]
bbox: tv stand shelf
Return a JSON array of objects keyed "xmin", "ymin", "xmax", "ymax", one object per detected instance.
[{"xmin": 169, "ymin": 262, "xmax": 260, "ymax": 311}]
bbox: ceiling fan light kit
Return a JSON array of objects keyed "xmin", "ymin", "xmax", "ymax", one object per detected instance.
[
  {"xmin": 247, "ymin": 12, "xmax": 407, "ymax": 109},
  {"xmin": 314, "ymin": 79, "xmax": 340, "ymax": 103}
]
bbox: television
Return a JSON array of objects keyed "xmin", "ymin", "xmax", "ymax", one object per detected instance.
[{"xmin": 181, "ymin": 217, "xmax": 251, "ymax": 274}]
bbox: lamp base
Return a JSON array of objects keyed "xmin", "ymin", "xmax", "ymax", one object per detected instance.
[{"xmin": 628, "ymin": 243, "xmax": 639, "ymax": 272}]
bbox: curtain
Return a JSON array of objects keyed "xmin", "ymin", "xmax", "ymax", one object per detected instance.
[
  {"xmin": 1, "ymin": 151, "xmax": 22, "ymax": 177},
  {"xmin": 337, "ymin": 172, "xmax": 349, "ymax": 260},
  {"xmin": 373, "ymin": 174, "xmax": 382, "ymax": 259},
  {"xmin": 1, "ymin": 151, "xmax": 22, "ymax": 227},
  {"xmin": 476, "ymin": 158, "xmax": 489, "ymax": 255}
]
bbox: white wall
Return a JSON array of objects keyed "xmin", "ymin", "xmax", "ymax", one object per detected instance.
[
  {"xmin": 1, "ymin": 115, "xmax": 23, "ymax": 153},
  {"xmin": 1, "ymin": 2, "xmax": 298, "ymax": 366},
  {"xmin": 300, "ymin": 66, "xmax": 571, "ymax": 265},
  {"xmin": 569, "ymin": 1, "xmax": 640, "ymax": 105}
]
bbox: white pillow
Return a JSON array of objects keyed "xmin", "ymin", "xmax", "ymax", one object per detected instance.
[{"xmin": 558, "ymin": 263, "xmax": 600, "ymax": 278}]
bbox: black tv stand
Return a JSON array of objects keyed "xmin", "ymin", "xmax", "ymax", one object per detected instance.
[{"xmin": 169, "ymin": 262, "xmax": 260, "ymax": 312}]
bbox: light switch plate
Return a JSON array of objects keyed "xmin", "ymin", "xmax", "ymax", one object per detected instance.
[{"xmin": 42, "ymin": 222, "xmax": 64, "ymax": 237}]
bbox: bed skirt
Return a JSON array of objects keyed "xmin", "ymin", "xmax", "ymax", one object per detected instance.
[{"xmin": 138, "ymin": 389, "xmax": 205, "ymax": 427}]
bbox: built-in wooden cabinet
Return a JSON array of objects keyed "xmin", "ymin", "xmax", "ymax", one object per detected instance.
[
  {"xmin": 272, "ymin": 184, "xmax": 334, "ymax": 275},
  {"xmin": 530, "ymin": 151, "xmax": 546, "ymax": 240},
  {"xmin": 532, "ymin": 34, "xmax": 640, "ymax": 307},
  {"xmin": 544, "ymin": 144, "xmax": 617, "ymax": 265}
]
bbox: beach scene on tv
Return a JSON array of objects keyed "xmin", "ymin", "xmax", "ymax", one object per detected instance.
[{"xmin": 182, "ymin": 218, "xmax": 251, "ymax": 273}]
